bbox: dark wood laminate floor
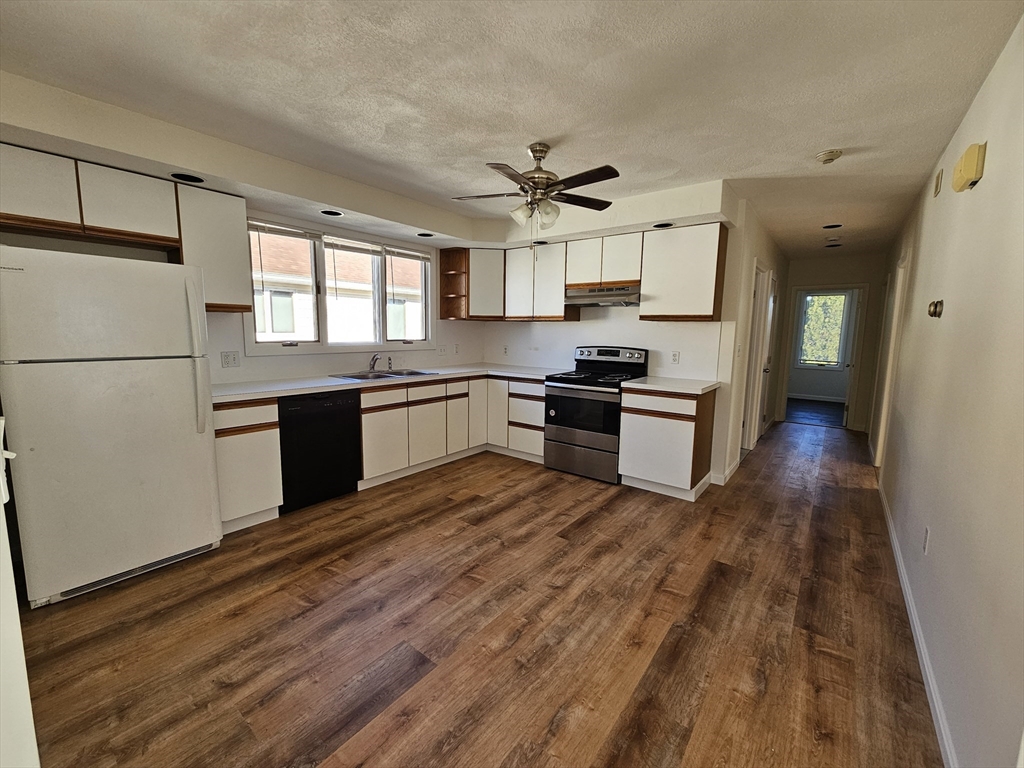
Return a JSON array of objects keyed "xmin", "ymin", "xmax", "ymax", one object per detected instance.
[
  {"xmin": 787, "ymin": 397, "xmax": 846, "ymax": 427},
  {"xmin": 19, "ymin": 422, "xmax": 942, "ymax": 768}
]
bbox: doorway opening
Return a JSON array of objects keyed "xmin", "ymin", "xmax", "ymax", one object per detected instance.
[{"xmin": 785, "ymin": 288, "xmax": 860, "ymax": 428}]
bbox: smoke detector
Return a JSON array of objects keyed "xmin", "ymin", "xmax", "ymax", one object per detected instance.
[{"xmin": 816, "ymin": 149, "xmax": 843, "ymax": 165}]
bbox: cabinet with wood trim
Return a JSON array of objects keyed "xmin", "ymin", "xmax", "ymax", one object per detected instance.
[
  {"xmin": 446, "ymin": 380, "xmax": 470, "ymax": 454},
  {"xmin": 468, "ymin": 249, "xmax": 504, "ymax": 319},
  {"xmin": 468, "ymin": 378, "xmax": 488, "ymax": 447},
  {"xmin": 507, "ymin": 381, "xmax": 545, "ymax": 456},
  {"xmin": 639, "ymin": 222, "xmax": 728, "ymax": 321},
  {"xmin": 601, "ymin": 232, "xmax": 642, "ymax": 285},
  {"xmin": 212, "ymin": 399, "xmax": 283, "ymax": 527},
  {"xmin": 77, "ymin": 162, "xmax": 180, "ymax": 241},
  {"xmin": 617, "ymin": 387, "xmax": 717, "ymax": 500},
  {"xmin": 504, "ymin": 247, "xmax": 534, "ymax": 319},
  {"xmin": 565, "ymin": 238, "xmax": 603, "ymax": 287},
  {"xmin": 533, "ymin": 243, "xmax": 570, "ymax": 319},
  {"xmin": 0, "ymin": 144, "xmax": 82, "ymax": 230},
  {"xmin": 486, "ymin": 378, "xmax": 509, "ymax": 447},
  {"xmin": 361, "ymin": 386, "xmax": 410, "ymax": 479},
  {"xmin": 408, "ymin": 382, "xmax": 447, "ymax": 465},
  {"xmin": 176, "ymin": 184, "xmax": 253, "ymax": 312}
]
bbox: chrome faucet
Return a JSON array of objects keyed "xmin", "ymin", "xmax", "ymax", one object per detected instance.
[
  {"xmin": 369, "ymin": 353, "xmax": 381, "ymax": 371},
  {"xmin": 387, "ymin": 356, "xmax": 393, "ymax": 371}
]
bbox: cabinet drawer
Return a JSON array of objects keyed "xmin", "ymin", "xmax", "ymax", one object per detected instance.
[
  {"xmin": 215, "ymin": 427, "xmax": 283, "ymax": 522},
  {"xmin": 78, "ymin": 162, "xmax": 179, "ymax": 238},
  {"xmin": 408, "ymin": 383, "xmax": 447, "ymax": 401},
  {"xmin": 508, "ymin": 425, "xmax": 544, "ymax": 456},
  {"xmin": 509, "ymin": 396, "xmax": 544, "ymax": 427},
  {"xmin": 361, "ymin": 387, "xmax": 407, "ymax": 408},
  {"xmin": 509, "ymin": 381, "xmax": 545, "ymax": 397},
  {"xmin": 213, "ymin": 403, "xmax": 279, "ymax": 430},
  {"xmin": 446, "ymin": 380, "xmax": 469, "ymax": 395},
  {"xmin": 0, "ymin": 144, "xmax": 81, "ymax": 225},
  {"xmin": 621, "ymin": 392, "xmax": 696, "ymax": 417}
]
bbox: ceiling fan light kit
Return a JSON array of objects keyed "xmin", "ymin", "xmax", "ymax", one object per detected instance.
[{"xmin": 455, "ymin": 143, "xmax": 619, "ymax": 228}]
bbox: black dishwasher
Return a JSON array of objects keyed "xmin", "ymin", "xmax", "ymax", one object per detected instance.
[{"xmin": 278, "ymin": 390, "xmax": 362, "ymax": 514}]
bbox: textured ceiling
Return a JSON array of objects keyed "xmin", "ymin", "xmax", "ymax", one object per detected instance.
[{"xmin": 0, "ymin": 0, "xmax": 1021, "ymax": 258}]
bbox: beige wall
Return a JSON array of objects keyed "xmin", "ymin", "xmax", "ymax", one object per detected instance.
[
  {"xmin": 775, "ymin": 253, "xmax": 888, "ymax": 432},
  {"xmin": 874, "ymin": 18, "xmax": 1023, "ymax": 768}
]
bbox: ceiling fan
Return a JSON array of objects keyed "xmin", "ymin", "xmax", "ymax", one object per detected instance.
[{"xmin": 453, "ymin": 143, "xmax": 619, "ymax": 229}]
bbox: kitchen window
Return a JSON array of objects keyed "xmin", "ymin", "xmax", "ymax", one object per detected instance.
[
  {"xmin": 247, "ymin": 221, "xmax": 432, "ymax": 353},
  {"xmin": 795, "ymin": 290, "xmax": 852, "ymax": 369}
]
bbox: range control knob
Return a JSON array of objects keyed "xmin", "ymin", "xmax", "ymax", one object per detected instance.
[
  {"xmin": 585, "ymin": 350, "xmax": 592, "ymax": 356},
  {"xmin": 625, "ymin": 352, "xmax": 634, "ymax": 358}
]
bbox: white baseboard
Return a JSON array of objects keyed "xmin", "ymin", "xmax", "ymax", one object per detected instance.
[
  {"xmin": 621, "ymin": 473, "xmax": 710, "ymax": 502},
  {"xmin": 358, "ymin": 445, "xmax": 488, "ymax": 490},
  {"xmin": 710, "ymin": 456, "xmax": 741, "ymax": 487},
  {"xmin": 222, "ymin": 505, "xmax": 279, "ymax": 535},
  {"xmin": 878, "ymin": 484, "xmax": 958, "ymax": 768},
  {"xmin": 787, "ymin": 394, "xmax": 846, "ymax": 403},
  {"xmin": 483, "ymin": 444, "xmax": 544, "ymax": 464}
]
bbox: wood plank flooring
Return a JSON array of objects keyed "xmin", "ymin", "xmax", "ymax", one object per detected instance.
[
  {"xmin": 18, "ymin": 422, "xmax": 942, "ymax": 767},
  {"xmin": 787, "ymin": 397, "xmax": 846, "ymax": 427}
]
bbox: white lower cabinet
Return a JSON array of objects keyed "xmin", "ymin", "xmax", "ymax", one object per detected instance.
[
  {"xmin": 619, "ymin": 411, "xmax": 695, "ymax": 489},
  {"xmin": 446, "ymin": 396, "xmax": 469, "ymax": 454},
  {"xmin": 508, "ymin": 425, "xmax": 544, "ymax": 456},
  {"xmin": 409, "ymin": 400, "xmax": 447, "ymax": 466},
  {"xmin": 362, "ymin": 406, "xmax": 409, "ymax": 479},
  {"xmin": 213, "ymin": 402, "xmax": 283, "ymax": 524},
  {"xmin": 468, "ymin": 379, "xmax": 488, "ymax": 447},
  {"xmin": 487, "ymin": 378, "xmax": 509, "ymax": 447},
  {"xmin": 508, "ymin": 396, "xmax": 544, "ymax": 427}
]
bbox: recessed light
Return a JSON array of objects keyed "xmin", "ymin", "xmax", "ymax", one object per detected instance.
[
  {"xmin": 320, "ymin": 210, "xmax": 344, "ymax": 217},
  {"xmin": 816, "ymin": 149, "xmax": 843, "ymax": 165},
  {"xmin": 170, "ymin": 172, "xmax": 205, "ymax": 184},
  {"xmin": 825, "ymin": 243, "xmax": 843, "ymax": 248},
  {"xmin": 416, "ymin": 233, "xmax": 434, "ymax": 238},
  {"xmin": 533, "ymin": 240, "xmax": 549, "ymax": 245},
  {"xmin": 652, "ymin": 222, "xmax": 674, "ymax": 229},
  {"xmin": 822, "ymin": 223, "xmax": 843, "ymax": 229}
]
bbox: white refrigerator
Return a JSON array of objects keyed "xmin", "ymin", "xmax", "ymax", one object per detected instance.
[{"xmin": 0, "ymin": 245, "xmax": 222, "ymax": 607}]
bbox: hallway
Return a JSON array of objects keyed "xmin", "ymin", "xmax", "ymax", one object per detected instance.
[{"xmin": 19, "ymin": 423, "xmax": 942, "ymax": 767}]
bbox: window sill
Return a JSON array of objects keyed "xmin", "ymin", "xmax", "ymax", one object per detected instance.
[{"xmin": 242, "ymin": 336, "xmax": 435, "ymax": 358}]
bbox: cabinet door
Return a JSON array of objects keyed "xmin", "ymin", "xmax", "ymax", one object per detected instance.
[
  {"xmin": 78, "ymin": 162, "xmax": 179, "ymax": 239},
  {"xmin": 565, "ymin": 239, "xmax": 602, "ymax": 286},
  {"xmin": 601, "ymin": 232, "xmax": 642, "ymax": 284},
  {"xmin": 619, "ymin": 411, "xmax": 694, "ymax": 489},
  {"xmin": 446, "ymin": 396, "xmax": 469, "ymax": 454},
  {"xmin": 468, "ymin": 249, "xmax": 504, "ymax": 318},
  {"xmin": 177, "ymin": 185, "xmax": 253, "ymax": 310},
  {"xmin": 0, "ymin": 144, "xmax": 81, "ymax": 226},
  {"xmin": 362, "ymin": 407, "xmax": 409, "ymax": 479},
  {"xmin": 533, "ymin": 243, "xmax": 567, "ymax": 319},
  {"xmin": 639, "ymin": 223, "xmax": 727, "ymax": 320},
  {"xmin": 487, "ymin": 379, "xmax": 509, "ymax": 446},
  {"xmin": 214, "ymin": 427, "xmax": 283, "ymax": 522},
  {"xmin": 409, "ymin": 401, "xmax": 447, "ymax": 465},
  {"xmin": 468, "ymin": 379, "xmax": 488, "ymax": 447},
  {"xmin": 504, "ymin": 247, "xmax": 534, "ymax": 319}
]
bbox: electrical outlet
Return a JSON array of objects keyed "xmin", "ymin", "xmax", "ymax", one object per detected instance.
[
  {"xmin": 503, "ymin": 345, "xmax": 508, "ymax": 356},
  {"xmin": 923, "ymin": 527, "xmax": 930, "ymax": 554},
  {"xmin": 220, "ymin": 351, "xmax": 240, "ymax": 368},
  {"xmin": 454, "ymin": 344, "xmax": 459, "ymax": 355},
  {"xmin": 438, "ymin": 345, "xmax": 447, "ymax": 356},
  {"xmin": 671, "ymin": 351, "xmax": 680, "ymax": 365}
]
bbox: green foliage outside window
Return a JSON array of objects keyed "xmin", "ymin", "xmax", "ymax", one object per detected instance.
[{"xmin": 799, "ymin": 293, "xmax": 846, "ymax": 365}]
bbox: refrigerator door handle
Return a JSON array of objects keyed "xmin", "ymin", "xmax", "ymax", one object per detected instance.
[
  {"xmin": 184, "ymin": 277, "xmax": 207, "ymax": 358},
  {"xmin": 193, "ymin": 358, "xmax": 211, "ymax": 434}
]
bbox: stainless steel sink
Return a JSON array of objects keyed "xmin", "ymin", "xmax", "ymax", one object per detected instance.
[
  {"xmin": 330, "ymin": 371, "xmax": 397, "ymax": 380},
  {"xmin": 387, "ymin": 369, "xmax": 432, "ymax": 377}
]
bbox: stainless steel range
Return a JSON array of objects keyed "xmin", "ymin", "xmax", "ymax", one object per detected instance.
[{"xmin": 544, "ymin": 346, "xmax": 649, "ymax": 483}]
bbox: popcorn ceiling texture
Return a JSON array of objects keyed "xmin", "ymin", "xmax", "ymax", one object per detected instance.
[{"xmin": 0, "ymin": 0, "xmax": 1021, "ymax": 258}]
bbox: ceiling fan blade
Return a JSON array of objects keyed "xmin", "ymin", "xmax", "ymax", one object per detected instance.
[
  {"xmin": 486, "ymin": 163, "xmax": 534, "ymax": 189},
  {"xmin": 452, "ymin": 193, "xmax": 526, "ymax": 200},
  {"xmin": 549, "ymin": 164, "xmax": 619, "ymax": 193},
  {"xmin": 550, "ymin": 192, "xmax": 613, "ymax": 211}
]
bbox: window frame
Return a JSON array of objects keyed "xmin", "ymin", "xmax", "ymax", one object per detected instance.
[
  {"xmin": 241, "ymin": 214, "xmax": 435, "ymax": 358},
  {"xmin": 793, "ymin": 289, "xmax": 854, "ymax": 370}
]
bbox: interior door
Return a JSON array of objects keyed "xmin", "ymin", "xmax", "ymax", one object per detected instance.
[{"xmin": 758, "ymin": 275, "xmax": 778, "ymax": 435}]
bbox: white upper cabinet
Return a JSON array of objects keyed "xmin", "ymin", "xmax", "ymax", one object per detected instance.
[
  {"xmin": 533, "ymin": 243, "xmax": 567, "ymax": 318},
  {"xmin": 504, "ymin": 247, "xmax": 534, "ymax": 319},
  {"xmin": 565, "ymin": 238, "xmax": 602, "ymax": 286},
  {"xmin": 601, "ymin": 232, "xmax": 642, "ymax": 284},
  {"xmin": 468, "ymin": 248, "xmax": 504, "ymax": 318},
  {"xmin": 0, "ymin": 144, "xmax": 81, "ymax": 226},
  {"xmin": 177, "ymin": 185, "xmax": 252, "ymax": 310},
  {"xmin": 639, "ymin": 223, "xmax": 728, "ymax": 321},
  {"xmin": 78, "ymin": 162, "xmax": 179, "ymax": 239}
]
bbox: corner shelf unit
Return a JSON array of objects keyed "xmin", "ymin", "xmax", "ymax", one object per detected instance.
[{"xmin": 439, "ymin": 248, "xmax": 469, "ymax": 320}]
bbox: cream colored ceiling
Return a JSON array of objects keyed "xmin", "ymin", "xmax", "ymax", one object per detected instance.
[{"xmin": 0, "ymin": 0, "xmax": 1021, "ymax": 258}]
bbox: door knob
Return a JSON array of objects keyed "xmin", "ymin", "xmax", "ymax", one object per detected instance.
[{"xmin": 763, "ymin": 368, "xmax": 770, "ymax": 374}]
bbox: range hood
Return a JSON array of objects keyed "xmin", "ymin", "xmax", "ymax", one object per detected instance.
[{"xmin": 564, "ymin": 285, "xmax": 640, "ymax": 307}]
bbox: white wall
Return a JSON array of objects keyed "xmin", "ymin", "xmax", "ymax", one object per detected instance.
[
  {"xmin": 875, "ymin": 18, "xmax": 1023, "ymax": 768},
  {"xmin": 787, "ymin": 366, "xmax": 848, "ymax": 401}
]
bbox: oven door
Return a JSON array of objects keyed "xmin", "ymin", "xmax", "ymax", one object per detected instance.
[{"xmin": 545, "ymin": 385, "xmax": 620, "ymax": 452}]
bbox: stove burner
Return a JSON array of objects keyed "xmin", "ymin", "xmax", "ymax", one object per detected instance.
[
  {"xmin": 599, "ymin": 374, "xmax": 632, "ymax": 382},
  {"xmin": 555, "ymin": 372, "xmax": 587, "ymax": 378}
]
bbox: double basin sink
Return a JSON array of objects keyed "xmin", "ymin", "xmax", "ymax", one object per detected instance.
[{"xmin": 330, "ymin": 369, "xmax": 433, "ymax": 381}]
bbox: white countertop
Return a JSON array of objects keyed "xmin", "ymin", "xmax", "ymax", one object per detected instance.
[
  {"xmin": 623, "ymin": 376, "xmax": 721, "ymax": 395},
  {"xmin": 211, "ymin": 364, "xmax": 560, "ymax": 403}
]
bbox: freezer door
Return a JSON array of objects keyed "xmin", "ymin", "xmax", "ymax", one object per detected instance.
[
  {"xmin": 0, "ymin": 245, "xmax": 208, "ymax": 362},
  {"xmin": 0, "ymin": 357, "xmax": 221, "ymax": 603}
]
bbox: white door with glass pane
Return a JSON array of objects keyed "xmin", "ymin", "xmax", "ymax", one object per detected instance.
[{"xmin": 787, "ymin": 289, "xmax": 857, "ymax": 425}]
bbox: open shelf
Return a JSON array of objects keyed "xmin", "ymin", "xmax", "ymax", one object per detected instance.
[{"xmin": 439, "ymin": 248, "xmax": 469, "ymax": 320}]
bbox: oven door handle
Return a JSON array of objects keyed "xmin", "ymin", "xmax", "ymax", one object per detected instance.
[{"xmin": 545, "ymin": 384, "xmax": 621, "ymax": 402}]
